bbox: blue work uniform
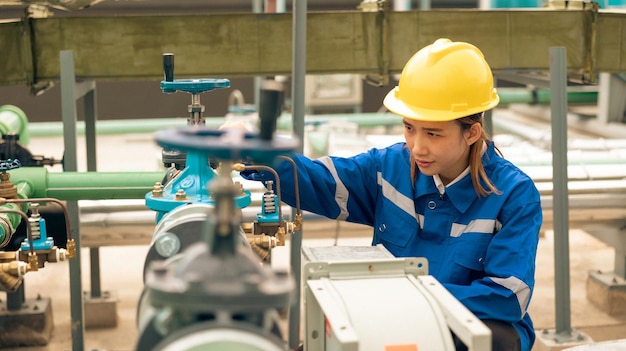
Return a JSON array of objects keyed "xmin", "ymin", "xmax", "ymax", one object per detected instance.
[{"xmin": 256, "ymin": 141, "xmax": 542, "ymax": 351}]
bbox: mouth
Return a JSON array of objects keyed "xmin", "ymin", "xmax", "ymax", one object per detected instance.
[{"xmin": 416, "ymin": 160, "xmax": 433, "ymax": 168}]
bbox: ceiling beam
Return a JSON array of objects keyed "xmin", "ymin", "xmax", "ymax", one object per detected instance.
[{"xmin": 1, "ymin": 7, "xmax": 624, "ymax": 89}]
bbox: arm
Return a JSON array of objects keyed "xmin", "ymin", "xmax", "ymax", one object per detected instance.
[{"xmin": 248, "ymin": 148, "xmax": 386, "ymax": 226}]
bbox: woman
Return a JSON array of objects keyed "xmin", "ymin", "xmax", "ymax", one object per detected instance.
[{"xmin": 244, "ymin": 38, "xmax": 542, "ymax": 351}]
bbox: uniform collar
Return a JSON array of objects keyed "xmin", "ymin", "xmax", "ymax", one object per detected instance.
[{"xmin": 415, "ymin": 141, "xmax": 494, "ymax": 214}]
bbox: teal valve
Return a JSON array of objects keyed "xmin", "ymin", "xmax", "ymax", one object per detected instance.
[
  {"xmin": 160, "ymin": 78, "xmax": 230, "ymax": 95},
  {"xmin": 159, "ymin": 53, "xmax": 230, "ymax": 95}
]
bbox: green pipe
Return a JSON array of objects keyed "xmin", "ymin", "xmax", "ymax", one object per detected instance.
[
  {"xmin": 9, "ymin": 167, "xmax": 164, "ymax": 201},
  {"xmin": 0, "ymin": 105, "xmax": 30, "ymax": 145},
  {"xmin": 25, "ymin": 89, "xmax": 599, "ymax": 137},
  {"xmin": 497, "ymin": 87, "xmax": 598, "ymax": 105},
  {"xmin": 29, "ymin": 118, "xmax": 190, "ymax": 137}
]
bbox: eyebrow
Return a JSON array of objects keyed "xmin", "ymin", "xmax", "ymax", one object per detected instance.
[
  {"xmin": 423, "ymin": 127, "xmax": 444, "ymax": 132},
  {"xmin": 403, "ymin": 120, "xmax": 444, "ymax": 132}
]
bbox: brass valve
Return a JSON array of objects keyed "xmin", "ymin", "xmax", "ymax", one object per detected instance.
[
  {"xmin": 27, "ymin": 251, "xmax": 38, "ymax": 272},
  {"xmin": 66, "ymin": 238, "xmax": 76, "ymax": 259}
]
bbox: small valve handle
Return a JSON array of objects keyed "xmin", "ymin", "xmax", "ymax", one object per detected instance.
[
  {"xmin": 160, "ymin": 52, "xmax": 230, "ymax": 95},
  {"xmin": 0, "ymin": 159, "xmax": 21, "ymax": 171},
  {"xmin": 163, "ymin": 53, "xmax": 174, "ymax": 82},
  {"xmin": 258, "ymin": 80, "xmax": 284, "ymax": 141}
]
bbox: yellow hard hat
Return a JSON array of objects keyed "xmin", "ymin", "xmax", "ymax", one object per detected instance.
[{"xmin": 383, "ymin": 38, "xmax": 500, "ymax": 122}]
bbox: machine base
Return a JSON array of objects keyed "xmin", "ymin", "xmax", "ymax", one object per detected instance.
[
  {"xmin": 586, "ymin": 271, "xmax": 626, "ymax": 315},
  {"xmin": 0, "ymin": 296, "xmax": 53, "ymax": 347},
  {"xmin": 534, "ymin": 328, "xmax": 593, "ymax": 351},
  {"xmin": 84, "ymin": 290, "xmax": 118, "ymax": 329}
]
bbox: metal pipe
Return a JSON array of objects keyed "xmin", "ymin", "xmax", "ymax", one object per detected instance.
[
  {"xmin": 23, "ymin": 89, "xmax": 600, "ymax": 137},
  {"xmin": 9, "ymin": 167, "xmax": 163, "ymax": 200},
  {"xmin": 83, "ymin": 84, "xmax": 103, "ymax": 298},
  {"xmin": 290, "ymin": 0, "xmax": 306, "ymax": 348},
  {"xmin": 0, "ymin": 104, "xmax": 30, "ymax": 145},
  {"xmin": 60, "ymin": 49, "xmax": 84, "ymax": 351},
  {"xmin": 551, "ymin": 46, "xmax": 573, "ymax": 338},
  {"xmin": 278, "ymin": 156, "xmax": 301, "ymax": 216}
]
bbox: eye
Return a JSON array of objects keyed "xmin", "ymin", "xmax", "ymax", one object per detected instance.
[{"xmin": 403, "ymin": 124, "xmax": 413, "ymax": 132}]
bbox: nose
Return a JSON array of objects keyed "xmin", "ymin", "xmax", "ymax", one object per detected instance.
[{"xmin": 410, "ymin": 134, "xmax": 427, "ymax": 156}]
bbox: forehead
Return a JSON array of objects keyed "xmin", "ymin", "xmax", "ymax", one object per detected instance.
[{"xmin": 402, "ymin": 118, "xmax": 458, "ymax": 131}]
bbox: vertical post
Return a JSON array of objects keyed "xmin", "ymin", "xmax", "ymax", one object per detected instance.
[
  {"xmin": 84, "ymin": 86, "xmax": 102, "ymax": 299},
  {"xmin": 550, "ymin": 46, "xmax": 572, "ymax": 336},
  {"xmin": 289, "ymin": 0, "xmax": 306, "ymax": 349},
  {"xmin": 253, "ymin": 0, "xmax": 263, "ymax": 110},
  {"xmin": 60, "ymin": 50, "xmax": 84, "ymax": 351}
]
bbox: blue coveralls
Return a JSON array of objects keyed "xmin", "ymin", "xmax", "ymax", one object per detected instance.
[{"xmin": 256, "ymin": 141, "xmax": 542, "ymax": 351}]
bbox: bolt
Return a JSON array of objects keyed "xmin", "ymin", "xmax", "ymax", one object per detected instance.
[
  {"xmin": 30, "ymin": 203, "xmax": 40, "ymax": 218},
  {"xmin": 152, "ymin": 182, "xmax": 164, "ymax": 197},
  {"xmin": 175, "ymin": 189, "xmax": 187, "ymax": 200}
]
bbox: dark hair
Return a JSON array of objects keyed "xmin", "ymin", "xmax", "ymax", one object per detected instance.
[
  {"xmin": 457, "ymin": 112, "xmax": 501, "ymax": 197},
  {"xmin": 408, "ymin": 112, "xmax": 501, "ymax": 197}
]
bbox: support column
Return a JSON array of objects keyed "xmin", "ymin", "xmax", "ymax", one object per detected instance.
[{"xmin": 60, "ymin": 49, "xmax": 85, "ymax": 351}]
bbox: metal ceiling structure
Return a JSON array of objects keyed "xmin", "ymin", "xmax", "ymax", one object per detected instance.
[{"xmin": 0, "ymin": 4, "xmax": 625, "ymax": 91}]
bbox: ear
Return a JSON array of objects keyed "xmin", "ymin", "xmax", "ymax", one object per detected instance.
[{"xmin": 465, "ymin": 122, "xmax": 482, "ymax": 145}]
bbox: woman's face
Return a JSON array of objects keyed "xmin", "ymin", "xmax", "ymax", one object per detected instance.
[{"xmin": 403, "ymin": 118, "xmax": 480, "ymax": 185}]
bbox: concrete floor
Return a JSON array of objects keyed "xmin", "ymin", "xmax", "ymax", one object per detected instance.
[{"xmin": 1, "ymin": 128, "xmax": 626, "ymax": 350}]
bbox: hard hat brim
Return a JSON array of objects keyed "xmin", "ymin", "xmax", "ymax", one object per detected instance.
[{"xmin": 383, "ymin": 86, "xmax": 500, "ymax": 122}]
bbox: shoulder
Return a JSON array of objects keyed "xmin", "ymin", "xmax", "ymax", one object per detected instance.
[
  {"xmin": 485, "ymin": 146, "xmax": 540, "ymax": 201},
  {"xmin": 366, "ymin": 142, "xmax": 408, "ymax": 158}
]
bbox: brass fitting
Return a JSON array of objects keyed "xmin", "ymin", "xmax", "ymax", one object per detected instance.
[
  {"xmin": 241, "ymin": 222, "xmax": 253, "ymax": 234},
  {"xmin": 27, "ymin": 252, "xmax": 38, "ymax": 272},
  {"xmin": 66, "ymin": 238, "xmax": 76, "ymax": 259},
  {"xmin": 0, "ymin": 172, "xmax": 17, "ymax": 199},
  {"xmin": 0, "ymin": 251, "xmax": 16, "ymax": 263},
  {"xmin": 247, "ymin": 234, "xmax": 276, "ymax": 261},
  {"xmin": 293, "ymin": 213, "xmax": 303, "ymax": 231},
  {"xmin": 0, "ymin": 261, "xmax": 27, "ymax": 291},
  {"xmin": 0, "ymin": 270, "xmax": 21, "ymax": 291},
  {"xmin": 1, "ymin": 261, "xmax": 27, "ymax": 276},
  {"xmin": 275, "ymin": 226, "xmax": 286, "ymax": 247},
  {"xmin": 49, "ymin": 247, "xmax": 67, "ymax": 262}
]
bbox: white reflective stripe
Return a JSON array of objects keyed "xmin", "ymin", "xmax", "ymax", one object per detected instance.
[
  {"xmin": 377, "ymin": 172, "xmax": 418, "ymax": 224},
  {"xmin": 490, "ymin": 276, "xmax": 531, "ymax": 318},
  {"xmin": 450, "ymin": 219, "xmax": 496, "ymax": 238},
  {"xmin": 318, "ymin": 156, "xmax": 349, "ymax": 220}
]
